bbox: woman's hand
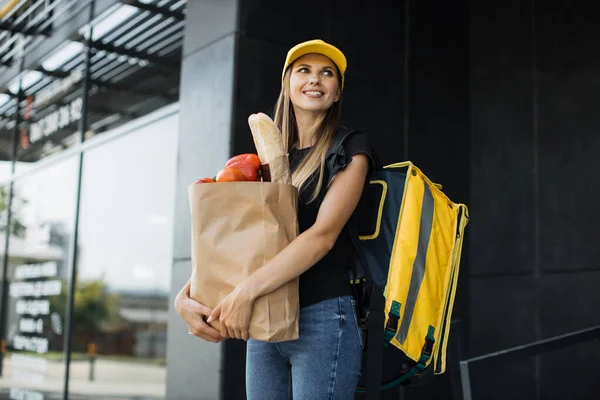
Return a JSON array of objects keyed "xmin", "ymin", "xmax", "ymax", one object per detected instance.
[
  {"xmin": 174, "ymin": 280, "xmax": 226, "ymax": 343},
  {"xmin": 208, "ymin": 282, "xmax": 256, "ymax": 341}
]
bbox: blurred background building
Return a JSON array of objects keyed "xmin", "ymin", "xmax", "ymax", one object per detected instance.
[{"xmin": 0, "ymin": 0, "xmax": 597, "ymax": 399}]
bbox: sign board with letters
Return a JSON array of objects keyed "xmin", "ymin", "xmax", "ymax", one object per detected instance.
[
  {"xmin": 28, "ymin": 97, "xmax": 82, "ymax": 144},
  {"xmin": 8, "ymin": 261, "xmax": 64, "ymax": 400}
]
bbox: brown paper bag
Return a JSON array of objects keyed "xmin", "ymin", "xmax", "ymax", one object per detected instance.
[
  {"xmin": 188, "ymin": 181, "xmax": 299, "ymax": 342},
  {"xmin": 259, "ymin": 155, "xmax": 292, "ymax": 185}
]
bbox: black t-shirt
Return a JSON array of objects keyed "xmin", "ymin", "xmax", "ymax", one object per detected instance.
[{"xmin": 288, "ymin": 129, "xmax": 374, "ymax": 308}]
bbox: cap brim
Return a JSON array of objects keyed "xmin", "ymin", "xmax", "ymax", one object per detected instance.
[{"xmin": 282, "ymin": 40, "xmax": 347, "ymax": 88}]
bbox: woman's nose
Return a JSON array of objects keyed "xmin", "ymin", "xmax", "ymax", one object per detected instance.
[{"xmin": 309, "ymin": 75, "xmax": 319, "ymax": 84}]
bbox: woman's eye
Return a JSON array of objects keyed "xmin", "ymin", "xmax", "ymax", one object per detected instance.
[
  {"xmin": 322, "ymin": 70, "xmax": 334, "ymax": 76},
  {"xmin": 298, "ymin": 68, "xmax": 309, "ymax": 73}
]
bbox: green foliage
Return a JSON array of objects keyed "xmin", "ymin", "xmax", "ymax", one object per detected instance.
[
  {"xmin": 51, "ymin": 279, "xmax": 121, "ymax": 334},
  {"xmin": 0, "ymin": 185, "xmax": 28, "ymax": 238}
]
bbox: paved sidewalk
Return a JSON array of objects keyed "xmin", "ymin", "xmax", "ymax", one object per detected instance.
[{"xmin": 0, "ymin": 357, "xmax": 165, "ymax": 399}]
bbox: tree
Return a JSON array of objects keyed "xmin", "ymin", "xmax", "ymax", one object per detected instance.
[
  {"xmin": 50, "ymin": 279, "xmax": 120, "ymax": 335},
  {"xmin": 0, "ymin": 186, "xmax": 27, "ymax": 238}
]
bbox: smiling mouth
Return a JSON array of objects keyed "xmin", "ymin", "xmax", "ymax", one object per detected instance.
[{"xmin": 303, "ymin": 91, "xmax": 324, "ymax": 97}]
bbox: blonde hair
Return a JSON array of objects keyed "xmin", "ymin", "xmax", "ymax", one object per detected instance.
[{"xmin": 273, "ymin": 67, "xmax": 343, "ymax": 203}]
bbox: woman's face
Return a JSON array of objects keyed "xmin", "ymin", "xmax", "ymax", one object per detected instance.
[{"xmin": 289, "ymin": 53, "xmax": 341, "ymax": 115}]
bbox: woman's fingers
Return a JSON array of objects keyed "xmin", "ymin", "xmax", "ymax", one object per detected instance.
[
  {"xmin": 204, "ymin": 294, "xmax": 253, "ymax": 341},
  {"xmin": 219, "ymin": 315, "xmax": 242, "ymax": 340},
  {"xmin": 189, "ymin": 318, "xmax": 224, "ymax": 342},
  {"xmin": 219, "ymin": 319, "xmax": 229, "ymax": 338},
  {"xmin": 175, "ymin": 290, "xmax": 226, "ymax": 342},
  {"xmin": 222, "ymin": 323, "xmax": 247, "ymax": 341},
  {"xmin": 207, "ymin": 304, "xmax": 221, "ymax": 323},
  {"xmin": 227, "ymin": 327, "xmax": 236, "ymax": 340},
  {"xmin": 194, "ymin": 301, "xmax": 215, "ymax": 318}
]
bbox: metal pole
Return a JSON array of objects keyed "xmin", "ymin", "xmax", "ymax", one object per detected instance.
[
  {"xmin": 459, "ymin": 361, "xmax": 472, "ymax": 400},
  {"xmin": 398, "ymin": 385, "xmax": 406, "ymax": 400},
  {"xmin": 0, "ymin": 0, "xmax": 21, "ymax": 19},
  {"xmin": 0, "ymin": 42, "xmax": 25, "ymax": 377},
  {"xmin": 403, "ymin": 0, "xmax": 410, "ymax": 161},
  {"xmin": 449, "ymin": 319, "xmax": 466, "ymax": 400},
  {"xmin": 87, "ymin": 342, "xmax": 96, "ymax": 381},
  {"xmin": 62, "ymin": 1, "xmax": 94, "ymax": 398}
]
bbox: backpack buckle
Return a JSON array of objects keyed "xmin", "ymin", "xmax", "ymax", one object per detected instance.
[
  {"xmin": 421, "ymin": 325, "xmax": 436, "ymax": 358},
  {"xmin": 383, "ymin": 301, "xmax": 401, "ymax": 345}
]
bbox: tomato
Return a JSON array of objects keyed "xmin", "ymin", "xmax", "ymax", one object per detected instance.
[
  {"xmin": 225, "ymin": 153, "xmax": 261, "ymax": 181},
  {"xmin": 226, "ymin": 154, "xmax": 261, "ymax": 171},
  {"xmin": 226, "ymin": 161, "xmax": 260, "ymax": 181},
  {"xmin": 195, "ymin": 177, "xmax": 215, "ymax": 184},
  {"xmin": 216, "ymin": 167, "xmax": 247, "ymax": 182}
]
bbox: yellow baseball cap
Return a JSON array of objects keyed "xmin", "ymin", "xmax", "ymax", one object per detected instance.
[{"xmin": 282, "ymin": 39, "xmax": 347, "ymax": 89}]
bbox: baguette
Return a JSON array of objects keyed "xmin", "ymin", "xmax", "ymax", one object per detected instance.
[
  {"xmin": 248, "ymin": 113, "xmax": 292, "ymax": 184},
  {"xmin": 247, "ymin": 113, "xmax": 285, "ymax": 164}
]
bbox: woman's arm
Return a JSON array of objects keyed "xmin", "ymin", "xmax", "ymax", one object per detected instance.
[
  {"xmin": 244, "ymin": 154, "xmax": 369, "ymax": 299},
  {"xmin": 208, "ymin": 154, "xmax": 370, "ymax": 339},
  {"xmin": 174, "ymin": 278, "xmax": 226, "ymax": 342}
]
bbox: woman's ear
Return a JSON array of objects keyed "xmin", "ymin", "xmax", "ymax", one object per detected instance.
[{"xmin": 334, "ymin": 89, "xmax": 341, "ymax": 103}]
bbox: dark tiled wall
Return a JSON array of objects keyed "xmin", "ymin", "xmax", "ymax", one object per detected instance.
[
  {"xmin": 233, "ymin": 0, "xmax": 410, "ymax": 160},
  {"xmin": 536, "ymin": 1, "xmax": 600, "ymax": 276},
  {"xmin": 469, "ymin": 0, "xmax": 600, "ymax": 398},
  {"xmin": 229, "ymin": 0, "xmax": 470, "ymax": 399},
  {"xmin": 469, "ymin": 0, "xmax": 536, "ymax": 278}
]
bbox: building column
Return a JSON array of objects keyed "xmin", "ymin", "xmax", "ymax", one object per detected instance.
[{"xmin": 166, "ymin": 1, "xmax": 239, "ymax": 399}]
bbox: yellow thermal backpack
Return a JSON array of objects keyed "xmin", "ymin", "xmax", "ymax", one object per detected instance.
[{"xmin": 325, "ymin": 129, "xmax": 469, "ymax": 399}]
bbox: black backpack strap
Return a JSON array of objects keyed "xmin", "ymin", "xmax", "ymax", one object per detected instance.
[
  {"xmin": 347, "ymin": 217, "xmax": 384, "ymax": 400},
  {"xmin": 330, "ymin": 128, "xmax": 385, "ymax": 397},
  {"xmin": 365, "ymin": 288, "xmax": 385, "ymax": 400}
]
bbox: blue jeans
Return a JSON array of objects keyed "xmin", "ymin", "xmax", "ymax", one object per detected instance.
[{"xmin": 246, "ymin": 296, "xmax": 363, "ymax": 400}]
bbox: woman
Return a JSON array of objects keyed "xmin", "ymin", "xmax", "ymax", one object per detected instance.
[{"xmin": 175, "ymin": 39, "xmax": 374, "ymax": 399}]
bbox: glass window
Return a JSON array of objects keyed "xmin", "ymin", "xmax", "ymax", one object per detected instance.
[
  {"xmin": 0, "ymin": 183, "xmax": 10, "ymax": 280},
  {"xmin": 0, "ymin": 156, "xmax": 78, "ymax": 399},
  {"xmin": 0, "ymin": 161, "xmax": 12, "ymax": 183},
  {"xmin": 70, "ymin": 109, "xmax": 177, "ymax": 398},
  {"xmin": 15, "ymin": 70, "xmax": 85, "ymax": 175},
  {"xmin": 0, "ymin": 94, "xmax": 16, "ymax": 182}
]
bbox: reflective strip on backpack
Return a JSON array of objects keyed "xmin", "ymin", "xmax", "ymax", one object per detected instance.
[{"xmin": 397, "ymin": 183, "xmax": 434, "ymax": 345}]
